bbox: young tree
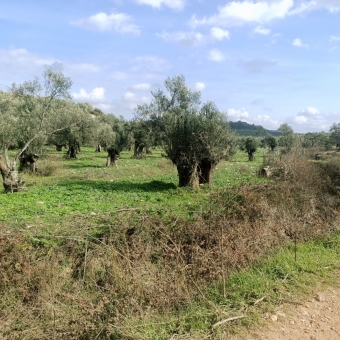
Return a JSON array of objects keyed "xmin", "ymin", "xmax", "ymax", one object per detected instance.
[{"xmin": 0, "ymin": 69, "xmax": 81, "ymax": 192}]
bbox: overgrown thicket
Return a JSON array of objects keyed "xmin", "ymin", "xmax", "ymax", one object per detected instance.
[{"xmin": 1, "ymin": 152, "xmax": 340, "ymax": 339}]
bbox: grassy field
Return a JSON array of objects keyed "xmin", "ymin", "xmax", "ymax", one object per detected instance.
[
  {"xmin": 1, "ymin": 146, "xmax": 340, "ymax": 339},
  {"xmin": 0, "ymin": 147, "xmax": 264, "ymax": 233}
]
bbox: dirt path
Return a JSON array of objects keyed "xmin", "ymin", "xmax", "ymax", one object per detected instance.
[{"xmin": 231, "ymin": 288, "xmax": 340, "ymax": 340}]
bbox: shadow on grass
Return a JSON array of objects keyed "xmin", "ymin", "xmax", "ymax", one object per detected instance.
[
  {"xmin": 56, "ymin": 179, "xmax": 177, "ymax": 193},
  {"xmin": 66, "ymin": 163, "xmax": 106, "ymax": 169}
]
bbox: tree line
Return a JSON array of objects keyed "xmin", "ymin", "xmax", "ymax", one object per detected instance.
[{"xmin": 0, "ymin": 70, "xmax": 339, "ymax": 193}]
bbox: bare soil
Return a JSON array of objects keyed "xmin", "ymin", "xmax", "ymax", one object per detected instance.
[{"xmin": 231, "ymin": 288, "xmax": 340, "ymax": 340}]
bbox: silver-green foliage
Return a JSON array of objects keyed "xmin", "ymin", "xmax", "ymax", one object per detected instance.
[
  {"xmin": 0, "ymin": 69, "xmax": 87, "ymax": 170},
  {"xmin": 136, "ymin": 75, "xmax": 235, "ymax": 186}
]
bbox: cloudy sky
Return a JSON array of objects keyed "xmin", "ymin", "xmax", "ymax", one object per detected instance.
[{"xmin": 1, "ymin": 0, "xmax": 340, "ymax": 133}]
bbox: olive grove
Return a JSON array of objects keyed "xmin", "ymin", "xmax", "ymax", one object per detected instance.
[{"xmin": 0, "ymin": 69, "xmax": 87, "ymax": 192}]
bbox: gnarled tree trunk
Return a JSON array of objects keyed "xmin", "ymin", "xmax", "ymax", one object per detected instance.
[
  {"xmin": 56, "ymin": 144, "xmax": 64, "ymax": 152},
  {"xmin": 19, "ymin": 152, "xmax": 39, "ymax": 173},
  {"xmin": 95, "ymin": 144, "xmax": 102, "ymax": 152},
  {"xmin": 66, "ymin": 145, "xmax": 78, "ymax": 159},
  {"xmin": 0, "ymin": 158, "xmax": 25, "ymax": 193},
  {"xmin": 198, "ymin": 159, "xmax": 216, "ymax": 185},
  {"xmin": 133, "ymin": 141, "xmax": 145, "ymax": 158},
  {"xmin": 106, "ymin": 148, "xmax": 119, "ymax": 167},
  {"xmin": 248, "ymin": 151, "xmax": 255, "ymax": 161},
  {"xmin": 176, "ymin": 155, "xmax": 199, "ymax": 188}
]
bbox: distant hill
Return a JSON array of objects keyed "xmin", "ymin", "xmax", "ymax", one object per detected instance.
[{"xmin": 229, "ymin": 121, "xmax": 281, "ymax": 137}]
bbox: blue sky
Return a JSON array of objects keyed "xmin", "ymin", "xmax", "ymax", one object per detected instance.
[{"xmin": 1, "ymin": 0, "xmax": 340, "ymax": 133}]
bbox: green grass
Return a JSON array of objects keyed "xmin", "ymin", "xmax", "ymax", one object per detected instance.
[
  {"xmin": 2, "ymin": 146, "xmax": 340, "ymax": 339},
  {"xmin": 0, "ymin": 147, "xmax": 265, "ymax": 233}
]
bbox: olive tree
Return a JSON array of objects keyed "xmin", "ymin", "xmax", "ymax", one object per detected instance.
[
  {"xmin": 0, "ymin": 69, "xmax": 82, "ymax": 192},
  {"xmin": 136, "ymin": 75, "xmax": 235, "ymax": 187},
  {"xmin": 278, "ymin": 123, "xmax": 294, "ymax": 152},
  {"xmin": 262, "ymin": 135, "xmax": 277, "ymax": 151},
  {"xmin": 104, "ymin": 116, "xmax": 130, "ymax": 167},
  {"xmin": 245, "ymin": 137, "xmax": 257, "ymax": 161},
  {"xmin": 49, "ymin": 103, "xmax": 100, "ymax": 158}
]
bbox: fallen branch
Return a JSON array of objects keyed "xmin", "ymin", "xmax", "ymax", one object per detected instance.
[
  {"xmin": 212, "ymin": 315, "xmax": 244, "ymax": 329},
  {"xmin": 253, "ymin": 296, "xmax": 266, "ymax": 305}
]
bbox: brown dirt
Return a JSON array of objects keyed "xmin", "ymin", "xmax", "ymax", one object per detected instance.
[{"xmin": 231, "ymin": 288, "xmax": 340, "ymax": 340}]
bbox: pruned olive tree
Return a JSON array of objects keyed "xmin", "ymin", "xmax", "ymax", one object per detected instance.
[
  {"xmin": 96, "ymin": 114, "xmax": 131, "ymax": 167},
  {"xmin": 245, "ymin": 137, "xmax": 258, "ymax": 161},
  {"xmin": 262, "ymin": 135, "xmax": 277, "ymax": 151},
  {"xmin": 136, "ymin": 75, "xmax": 235, "ymax": 187},
  {"xmin": 194, "ymin": 101, "xmax": 236, "ymax": 184},
  {"xmin": 0, "ymin": 69, "xmax": 83, "ymax": 192},
  {"xmin": 49, "ymin": 103, "xmax": 100, "ymax": 159},
  {"xmin": 131, "ymin": 119, "xmax": 154, "ymax": 158},
  {"xmin": 107, "ymin": 118, "xmax": 130, "ymax": 166}
]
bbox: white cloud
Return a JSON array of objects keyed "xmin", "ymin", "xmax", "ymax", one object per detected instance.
[
  {"xmin": 251, "ymin": 114, "xmax": 281, "ymax": 130},
  {"xmin": 227, "ymin": 108, "xmax": 250, "ymax": 120},
  {"xmin": 134, "ymin": 0, "xmax": 185, "ymax": 10},
  {"xmin": 290, "ymin": 0, "xmax": 340, "ymax": 14},
  {"xmin": 210, "ymin": 27, "xmax": 230, "ymax": 40},
  {"xmin": 157, "ymin": 27, "xmax": 231, "ymax": 47},
  {"xmin": 71, "ymin": 12, "xmax": 140, "ymax": 35},
  {"xmin": 123, "ymin": 91, "xmax": 136, "ymax": 101},
  {"xmin": 189, "ymin": 1, "xmax": 340, "ymax": 29},
  {"xmin": 0, "ymin": 48, "xmax": 99, "ymax": 82},
  {"xmin": 253, "ymin": 25, "xmax": 271, "ymax": 35},
  {"xmin": 286, "ymin": 106, "xmax": 332, "ymax": 133},
  {"xmin": 297, "ymin": 106, "xmax": 320, "ymax": 116},
  {"xmin": 0, "ymin": 48, "xmax": 53, "ymax": 76},
  {"xmin": 131, "ymin": 83, "xmax": 151, "ymax": 90},
  {"xmin": 292, "ymin": 38, "xmax": 308, "ymax": 47},
  {"xmin": 156, "ymin": 31, "xmax": 204, "ymax": 47},
  {"xmin": 227, "ymin": 108, "xmax": 280, "ymax": 130},
  {"xmin": 123, "ymin": 91, "xmax": 151, "ymax": 109},
  {"xmin": 331, "ymin": 35, "xmax": 340, "ymax": 42},
  {"xmin": 194, "ymin": 82, "xmax": 206, "ymax": 91},
  {"xmin": 208, "ymin": 49, "xmax": 225, "ymax": 62},
  {"xmin": 72, "ymin": 87, "xmax": 106, "ymax": 103},
  {"xmin": 295, "ymin": 115, "xmax": 308, "ymax": 123},
  {"xmin": 190, "ymin": 0, "xmax": 294, "ymax": 27},
  {"xmin": 95, "ymin": 103, "xmax": 114, "ymax": 113}
]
